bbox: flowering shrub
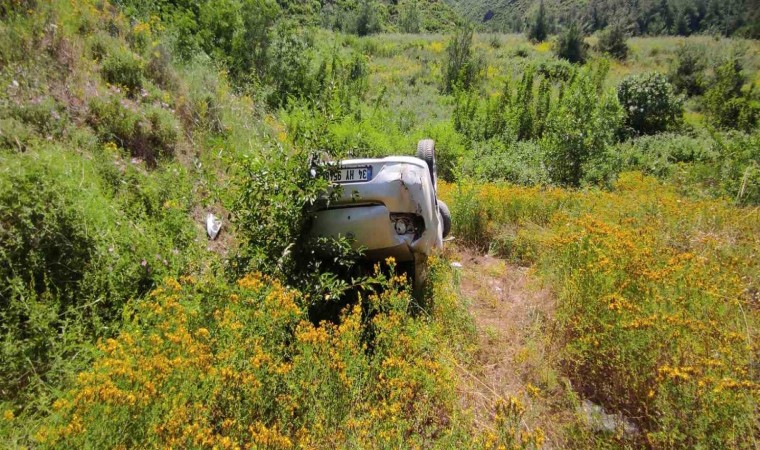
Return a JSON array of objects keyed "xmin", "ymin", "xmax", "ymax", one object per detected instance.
[
  {"xmin": 617, "ymin": 72, "xmax": 683, "ymax": 135},
  {"xmin": 441, "ymin": 173, "xmax": 759, "ymax": 446},
  {"xmin": 36, "ymin": 261, "xmax": 544, "ymax": 448}
]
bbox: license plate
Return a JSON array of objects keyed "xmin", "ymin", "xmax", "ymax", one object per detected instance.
[{"xmin": 328, "ymin": 166, "xmax": 372, "ymax": 183}]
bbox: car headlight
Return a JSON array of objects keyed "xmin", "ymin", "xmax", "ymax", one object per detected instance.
[
  {"xmin": 394, "ymin": 218, "xmax": 409, "ymax": 235},
  {"xmin": 391, "ymin": 214, "xmax": 419, "ymax": 236}
]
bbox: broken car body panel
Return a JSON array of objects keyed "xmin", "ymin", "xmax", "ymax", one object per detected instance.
[{"xmin": 308, "ymin": 156, "xmax": 443, "ymax": 262}]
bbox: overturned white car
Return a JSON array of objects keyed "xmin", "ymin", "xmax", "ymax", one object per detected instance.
[{"xmin": 309, "ymin": 139, "xmax": 451, "ymax": 297}]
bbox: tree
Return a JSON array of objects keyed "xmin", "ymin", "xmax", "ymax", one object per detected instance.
[
  {"xmin": 441, "ymin": 23, "xmax": 481, "ymax": 94},
  {"xmin": 673, "ymin": 8, "xmax": 692, "ymax": 36},
  {"xmin": 668, "ymin": 43, "xmax": 706, "ymax": 96},
  {"xmin": 265, "ymin": 21, "xmax": 314, "ymax": 107},
  {"xmin": 704, "ymin": 57, "xmax": 758, "ymax": 131},
  {"xmin": 399, "ymin": 0, "xmax": 421, "ymax": 33},
  {"xmin": 597, "ymin": 22, "xmax": 629, "ymax": 60},
  {"xmin": 355, "ymin": 0, "xmax": 381, "ymax": 36},
  {"xmin": 543, "ymin": 64, "xmax": 623, "ymax": 186},
  {"xmin": 527, "ymin": 1, "xmax": 548, "ymax": 42},
  {"xmin": 234, "ymin": 0, "xmax": 280, "ymax": 77},
  {"xmin": 555, "ymin": 23, "xmax": 588, "ymax": 64}
]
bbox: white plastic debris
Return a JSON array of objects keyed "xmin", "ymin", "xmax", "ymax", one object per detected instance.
[
  {"xmin": 450, "ymin": 262, "xmax": 463, "ymax": 268},
  {"xmin": 206, "ymin": 213, "xmax": 222, "ymax": 240},
  {"xmin": 579, "ymin": 400, "xmax": 639, "ymax": 435}
]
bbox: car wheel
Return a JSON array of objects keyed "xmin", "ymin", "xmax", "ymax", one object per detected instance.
[
  {"xmin": 416, "ymin": 139, "xmax": 437, "ymax": 190},
  {"xmin": 438, "ymin": 200, "xmax": 451, "ymax": 238}
]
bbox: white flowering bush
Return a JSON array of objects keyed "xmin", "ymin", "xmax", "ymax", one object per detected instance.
[{"xmin": 617, "ymin": 72, "xmax": 683, "ymax": 135}]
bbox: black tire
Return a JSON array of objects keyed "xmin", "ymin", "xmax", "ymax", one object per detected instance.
[
  {"xmin": 416, "ymin": 139, "xmax": 437, "ymax": 190},
  {"xmin": 438, "ymin": 200, "xmax": 452, "ymax": 238}
]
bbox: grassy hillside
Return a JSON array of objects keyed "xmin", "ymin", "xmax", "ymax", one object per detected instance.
[{"xmin": 1, "ymin": 0, "xmax": 759, "ymax": 447}]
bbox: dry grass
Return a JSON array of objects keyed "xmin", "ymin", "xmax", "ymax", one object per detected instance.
[{"xmin": 452, "ymin": 245, "xmax": 574, "ymax": 448}]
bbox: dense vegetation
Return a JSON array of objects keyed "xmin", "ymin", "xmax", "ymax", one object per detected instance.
[
  {"xmin": 446, "ymin": 0, "xmax": 760, "ymax": 37},
  {"xmin": 1, "ymin": 0, "xmax": 758, "ymax": 448},
  {"xmin": 440, "ymin": 173, "xmax": 759, "ymax": 447}
]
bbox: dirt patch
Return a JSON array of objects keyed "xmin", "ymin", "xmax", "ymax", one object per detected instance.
[{"xmin": 452, "ymin": 246, "xmax": 573, "ymax": 447}]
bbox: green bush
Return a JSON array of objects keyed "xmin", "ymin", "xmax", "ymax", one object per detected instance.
[
  {"xmin": 452, "ymin": 69, "xmax": 552, "ymax": 144},
  {"xmin": 145, "ymin": 44, "xmax": 179, "ymax": 91},
  {"xmin": 611, "ymin": 130, "xmax": 760, "ymax": 205},
  {"xmin": 170, "ymin": 9, "xmax": 201, "ymax": 60},
  {"xmin": 448, "ymin": 181, "xmax": 491, "ymax": 249},
  {"xmin": 101, "ymin": 48, "xmax": 144, "ymax": 95},
  {"xmin": 88, "ymin": 95, "xmax": 138, "ymax": 145},
  {"xmin": 265, "ymin": 22, "xmax": 315, "ymax": 108},
  {"xmin": 231, "ymin": 147, "xmax": 331, "ymax": 280},
  {"xmin": 399, "ymin": 0, "xmax": 422, "ymax": 33},
  {"xmin": 491, "ymin": 224, "xmax": 546, "ymax": 266},
  {"xmin": 704, "ymin": 57, "xmax": 758, "ymax": 132},
  {"xmin": 543, "ymin": 64, "xmax": 623, "ymax": 186},
  {"xmin": 668, "ymin": 43, "xmax": 707, "ymax": 96},
  {"xmin": 512, "ymin": 44, "xmax": 529, "ymax": 57},
  {"xmin": 554, "ymin": 23, "xmax": 587, "ymax": 64},
  {"xmin": 0, "ymin": 148, "xmax": 197, "ymax": 412},
  {"xmin": 533, "ymin": 58, "xmax": 574, "ymax": 82},
  {"xmin": 617, "ymin": 72, "xmax": 683, "ymax": 135},
  {"xmin": 0, "ymin": 157, "xmax": 101, "ymax": 351},
  {"xmin": 355, "ymin": 0, "xmax": 382, "ymax": 36},
  {"xmin": 197, "ymin": 0, "xmax": 241, "ymax": 66},
  {"xmin": 0, "ymin": 117, "xmax": 33, "ymax": 151},
  {"xmin": 2, "ymin": 97, "xmax": 68, "ymax": 145},
  {"xmin": 421, "ymin": 121, "xmax": 466, "ymax": 182},
  {"xmin": 233, "ymin": 0, "xmax": 279, "ymax": 78},
  {"xmin": 142, "ymin": 105, "xmax": 180, "ymax": 156},
  {"xmin": 88, "ymin": 96, "xmax": 179, "ymax": 163},
  {"xmin": 682, "ymin": 130, "xmax": 760, "ymax": 205},
  {"xmin": 0, "ymin": 147, "xmax": 180, "ymax": 411},
  {"xmin": 596, "ymin": 23, "xmax": 629, "ymax": 60},
  {"xmin": 467, "ymin": 140, "xmax": 549, "ymax": 185},
  {"xmin": 613, "ymin": 132, "xmax": 715, "ymax": 178}
]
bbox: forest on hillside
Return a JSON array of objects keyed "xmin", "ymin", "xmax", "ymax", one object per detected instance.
[{"xmin": 447, "ymin": 0, "xmax": 760, "ymax": 37}]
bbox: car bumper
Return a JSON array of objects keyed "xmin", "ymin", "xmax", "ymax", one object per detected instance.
[{"xmin": 309, "ymin": 205, "xmax": 417, "ymax": 261}]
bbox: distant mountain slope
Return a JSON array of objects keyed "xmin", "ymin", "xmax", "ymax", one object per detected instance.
[
  {"xmin": 444, "ymin": 0, "xmax": 532, "ymax": 31},
  {"xmin": 443, "ymin": 0, "xmax": 760, "ymax": 37}
]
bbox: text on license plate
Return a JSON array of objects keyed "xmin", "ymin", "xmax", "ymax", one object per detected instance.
[{"xmin": 329, "ymin": 166, "xmax": 372, "ymax": 183}]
